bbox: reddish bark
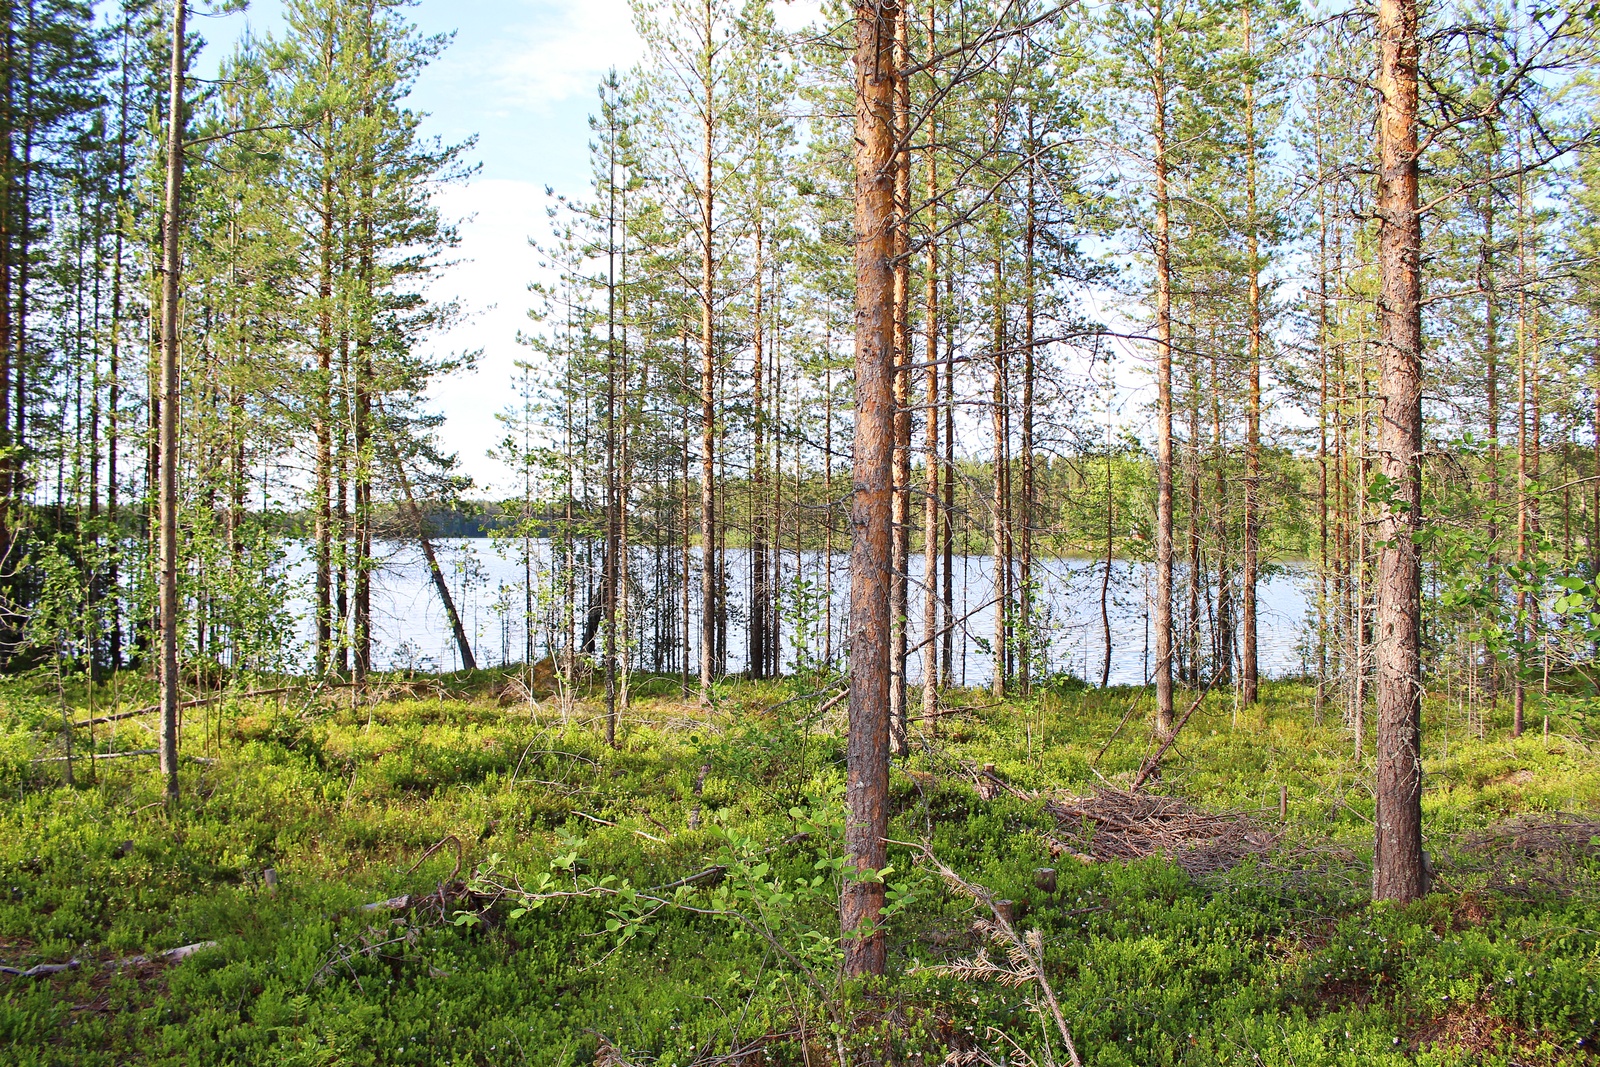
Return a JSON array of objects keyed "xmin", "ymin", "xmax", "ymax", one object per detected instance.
[
  {"xmin": 1372, "ymin": 0, "xmax": 1427, "ymax": 903},
  {"xmin": 843, "ymin": 0, "xmax": 899, "ymax": 977}
]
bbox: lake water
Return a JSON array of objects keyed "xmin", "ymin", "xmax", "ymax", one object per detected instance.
[{"xmin": 318, "ymin": 539, "xmax": 1312, "ymax": 687}]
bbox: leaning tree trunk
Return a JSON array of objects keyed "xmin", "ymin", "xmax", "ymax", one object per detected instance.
[
  {"xmin": 842, "ymin": 0, "xmax": 898, "ymax": 979},
  {"xmin": 157, "ymin": 0, "xmax": 186, "ymax": 807},
  {"xmin": 381, "ymin": 420, "xmax": 476, "ymax": 673},
  {"xmin": 1372, "ymin": 0, "xmax": 1427, "ymax": 903}
]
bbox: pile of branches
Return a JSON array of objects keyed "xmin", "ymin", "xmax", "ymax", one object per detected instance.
[
  {"xmin": 1043, "ymin": 788, "xmax": 1280, "ymax": 877},
  {"xmin": 1443, "ymin": 815, "xmax": 1600, "ymax": 898}
]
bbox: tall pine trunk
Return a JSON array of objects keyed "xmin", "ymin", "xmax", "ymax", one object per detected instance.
[
  {"xmin": 888, "ymin": 3, "xmax": 911, "ymax": 755},
  {"xmin": 698, "ymin": 18, "xmax": 716, "ymax": 703},
  {"xmin": 1020, "ymin": 108, "xmax": 1036, "ymax": 695},
  {"xmin": 1152, "ymin": 14, "xmax": 1175, "ymax": 737},
  {"xmin": 1372, "ymin": 0, "xmax": 1426, "ymax": 903},
  {"xmin": 842, "ymin": 0, "xmax": 897, "ymax": 979},
  {"xmin": 1241, "ymin": 3, "xmax": 1262, "ymax": 706},
  {"xmin": 157, "ymin": 0, "xmax": 187, "ymax": 806},
  {"xmin": 921, "ymin": 118, "xmax": 940, "ymax": 725}
]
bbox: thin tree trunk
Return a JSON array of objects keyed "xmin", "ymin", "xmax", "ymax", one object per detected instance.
[
  {"xmin": 1314, "ymin": 101, "xmax": 1329, "ymax": 722},
  {"xmin": 992, "ymin": 258, "xmax": 1008, "ymax": 699},
  {"xmin": 1020, "ymin": 107, "xmax": 1036, "ymax": 695},
  {"xmin": 383, "ymin": 419, "xmax": 475, "ymax": 672},
  {"xmin": 314, "ymin": 145, "xmax": 334, "ymax": 676},
  {"xmin": 698, "ymin": 26, "xmax": 716, "ymax": 703},
  {"xmin": 1101, "ymin": 368, "xmax": 1114, "ymax": 688},
  {"xmin": 157, "ymin": 0, "xmax": 187, "ymax": 806},
  {"xmin": 922, "ymin": 120, "xmax": 940, "ymax": 724},
  {"xmin": 889, "ymin": 3, "xmax": 911, "ymax": 755},
  {"xmin": 1372, "ymin": 0, "xmax": 1426, "ymax": 902},
  {"xmin": 751, "ymin": 214, "xmax": 768, "ymax": 680},
  {"xmin": 1186, "ymin": 330, "xmax": 1201, "ymax": 684},
  {"xmin": 604, "ymin": 128, "xmax": 620, "ymax": 744},
  {"xmin": 942, "ymin": 250, "xmax": 955, "ymax": 685},
  {"xmin": 1152, "ymin": 15, "xmax": 1175, "ymax": 737},
  {"xmin": 825, "ymin": 355, "xmax": 834, "ymax": 667},
  {"xmin": 0, "ymin": 6, "xmax": 12, "ymax": 611},
  {"xmin": 842, "ymin": 0, "xmax": 897, "ymax": 978},
  {"xmin": 1241, "ymin": 2, "xmax": 1262, "ymax": 705}
]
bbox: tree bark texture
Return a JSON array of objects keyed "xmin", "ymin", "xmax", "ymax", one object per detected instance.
[
  {"xmin": 888, "ymin": 3, "xmax": 911, "ymax": 756},
  {"xmin": 1372, "ymin": 0, "xmax": 1426, "ymax": 903},
  {"xmin": 1152, "ymin": 19, "xmax": 1175, "ymax": 737},
  {"xmin": 1241, "ymin": 3, "xmax": 1261, "ymax": 706},
  {"xmin": 842, "ymin": 0, "xmax": 898, "ymax": 978},
  {"xmin": 157, "ymin": 0, "xmax": 186, "ymax": 806}
]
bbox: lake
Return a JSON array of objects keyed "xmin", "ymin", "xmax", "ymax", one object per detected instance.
[{"xmin": 311, "ymin": 539, "xmax": 1313, "ymax": 687}]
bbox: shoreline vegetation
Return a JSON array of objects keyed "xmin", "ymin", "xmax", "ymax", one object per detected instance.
[{"xmin": 3, "ymin": 668, "xmax": 1598, "ymax": 1065}]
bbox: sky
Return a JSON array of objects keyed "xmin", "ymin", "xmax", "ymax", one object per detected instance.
[{"xmin": 195, "ymin": 0, "xmax": 822, "ymax": 496}]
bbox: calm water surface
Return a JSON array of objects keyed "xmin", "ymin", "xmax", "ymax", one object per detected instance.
[{"xmin": 297, "ymin": 539, "xmax": 1312, "ymax": 687}]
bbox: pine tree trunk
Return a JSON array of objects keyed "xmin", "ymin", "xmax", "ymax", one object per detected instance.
[
  {"xmin": 353, "ymin": 184, "xmax": 374, "ymax": 686},
  {"xmin": 751, "ymin": 216, "xmax": 768, "ymax": 680},
  {"xmin": 992, "ymin": 265, "xmax": 1008, "ymax": 699},
  {"xmin": 922, "ymin": 124, "xmax": 940, "ymax": 724},
  {"xmin": 1152, "ymin": 18, "xmax": 1176, "ymax": 737},
  {"xmin": 1481, "ymin": 196, "xmax": 1500, "ymax": 709},
  {"xmin": 942, "ymin": 256, "xmax": 955, "ymax": 686},
  {"xmin": 0, "ymin": 7, "xmax": 12, "ymax": 615},
  {"xmin": 1241, "ymin": 4, "xmax": 1262, "ymax": 705},
  {"xmin": 889, "ymin": 3, "xmax": 911, "ymax": 755},
  {"xmin": 842, "ymin": 0, "xmax": 897, "ymax": 979},
  {"xmin": 314, "ymin": 153, "xmax": 334, "ymax": 677},
  {"xmin": 698, "ymin": 46, "xmax": 716, "ymax": 703},
  {"xmin": 157, "ymin": 0, "xmax": 187, "ymax": 806},
  {"xmin": 383, "ymin": 416, "xmax": 475, "ymax": 672},
  {"xmin": 1372, "ymin": 0, "xmax": 1426, "ymax": 903},
  {"xmin": 1020, "ymin": 109, "xmax": 1036, "ymax": 695},
  {"xmin": 1186, "ymin": 336, "xmax": 1201, "ymax": 685},
  {"xmin": 1315, "ymin": 112, "xmax": 1329, "ymax": 722},
  {"xmin": 604, "ymin": 148, "xmax": 620, "ymax": 743}
]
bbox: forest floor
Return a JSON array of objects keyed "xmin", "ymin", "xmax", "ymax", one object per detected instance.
[{"xmin": 1, "ymin": 669, "xmax": 1599, "ymax": 1066}]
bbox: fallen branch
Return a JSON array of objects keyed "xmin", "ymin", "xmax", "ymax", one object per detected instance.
[
  {"xmin": 72, "ymin": 684, "xmax": 351, "ymax": 729},
  {"xmin": 31, "ymin": 748, "xmax": 157, "ymax": 763},
  {"xmin": 0, "ymin": 959, "xmax": 79, "ymax": 978},
  {"xmin": 110, "ymin": 940, "xmax": 219, "ymax": 970},
  {"xmin": 1091, "ymin": 692, "xmax": 1144, "ymax": 767},
  {"xmin": 2, "ymin": 940, "xmax": 217, "ymax": 979},
  {"xmin": 897, "ymin": 839, "xmax": 1082, "ymax": 1067},
  {"xmin": 1130, "ymin": 680, "xmax": 1218, "ymax": 792},
  {"xmin": 570, "ymin": 810, "xmax": 667, "ymax": 844}
]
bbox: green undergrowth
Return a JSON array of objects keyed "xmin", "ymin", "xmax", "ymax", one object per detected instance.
[{"xmin": 1, "ymin": 671, "xmax": 1598, "ymax": 1065}]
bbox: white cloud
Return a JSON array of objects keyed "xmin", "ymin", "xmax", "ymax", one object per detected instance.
[
  {"xmin": 461, "ymin": 0, "xmax": 644, "ymax": 114},
  {"xmin": 422, "ymin": 178, "xmax": 558, "ymax": 494}
]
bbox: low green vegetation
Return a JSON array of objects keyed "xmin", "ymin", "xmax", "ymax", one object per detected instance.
[{"xmin": 1, "ymin": 673, "xmax": 1597, "ymax": 1065}]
